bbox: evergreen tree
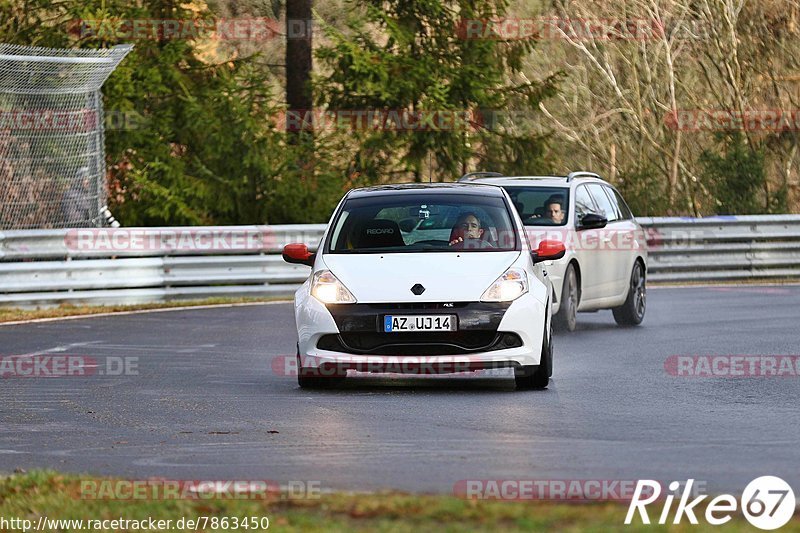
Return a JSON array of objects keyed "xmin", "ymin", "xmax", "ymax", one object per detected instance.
[{"xmin": 314, "ymin": 0, "xmax": 559, "ymax": 181}]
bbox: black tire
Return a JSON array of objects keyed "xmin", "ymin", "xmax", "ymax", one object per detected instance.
[
  {"xmin": 297, "ymin": 351, "xmax": 346, "ymax": 389},
  {"xmin": 515, "ymin": 317, "xmax": 553, "ymax": 390},
  {"xmin": 612, "ymin": 261, "xmax": 646, "ymax": 326},
  {"xmin": 553, "ymin": 263, "xmax": 578, "ymax": 332}
]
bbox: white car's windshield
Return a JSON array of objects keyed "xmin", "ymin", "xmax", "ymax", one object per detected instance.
[{"xmin": 327, "ymin": 192, "xmax": 518, "ymax": 253}]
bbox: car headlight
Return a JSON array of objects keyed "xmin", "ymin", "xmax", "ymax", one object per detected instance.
[
  {"xmin": 311, "ymin": 270, "xmax": 357, "ymax": 304},
  {"xmin": 480, "ymin": 267, "xmax": 528, "ymax": 302}
]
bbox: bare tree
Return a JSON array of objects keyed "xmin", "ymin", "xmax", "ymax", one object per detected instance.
[{"xmin": 524, "ymin": 0, "xmax": 800, "ymax": 214}]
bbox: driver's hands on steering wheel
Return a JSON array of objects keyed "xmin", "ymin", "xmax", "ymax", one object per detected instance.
[{"xmin": 449, "ymin": 237, "xmax": 495, "ymax": 249}]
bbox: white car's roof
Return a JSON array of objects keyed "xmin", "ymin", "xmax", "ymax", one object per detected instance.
[
  {"xmin": 347, "ymin": 182, "xmax": 507, "ymax": 198},
  {"xmin": 466, "ymin": 176, "xmax": 608, "ymax": 188}
]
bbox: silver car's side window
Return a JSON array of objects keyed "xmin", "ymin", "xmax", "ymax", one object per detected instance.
[
  {"xmin": 587, "ymin": 184, "xmax": 619, "ymax": 222},
  {"xmin": 574, "ymin": 185, "xmax": 598, "ymax": 223},
  {"xmin": 600, "ymin": 186, "xmax": 623, "ymax": 220},
  {"xmin": 608, "ymin": 187, "xmax": 634, "ymax": 220}
]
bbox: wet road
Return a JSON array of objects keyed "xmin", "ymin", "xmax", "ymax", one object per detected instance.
[{"xmin": 1, "ymin": 285, "xmax": 799, "ymax": 496}]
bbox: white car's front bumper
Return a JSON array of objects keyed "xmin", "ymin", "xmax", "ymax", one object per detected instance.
[{"xmin": 294, "ymin": 280, "xmax": 546, "ymax": 372}]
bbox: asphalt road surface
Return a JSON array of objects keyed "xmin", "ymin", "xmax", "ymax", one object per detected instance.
[{"xmin": 2, "ymin": 285, "xmax": 799, "ymax": 496}]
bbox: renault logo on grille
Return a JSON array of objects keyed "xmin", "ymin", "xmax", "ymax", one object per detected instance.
[{"xmin": 410, "ymin": 283, "xmax": 425, "ymax": 295}]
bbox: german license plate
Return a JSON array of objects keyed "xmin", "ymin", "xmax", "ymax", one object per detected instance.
[{"xmin": 383, "ymin": 315, "xmax": 457, "ymax": 332}]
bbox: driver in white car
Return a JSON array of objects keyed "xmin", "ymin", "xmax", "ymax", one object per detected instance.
[{"xmin": 449, "ymin": 212, "xmax": 485, "ymax": 246}]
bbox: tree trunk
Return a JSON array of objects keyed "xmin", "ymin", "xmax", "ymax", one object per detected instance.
[
  {"xmin": 669, "ymin": 130, "xmax": 681, "ymax": 213},
  {"xmin": 286, "ymin": 0, "xmax": 313, "ymax": 138},
  {"xmin": 609, "ymin": 143, "xmax": 616, "ymax": 183}
]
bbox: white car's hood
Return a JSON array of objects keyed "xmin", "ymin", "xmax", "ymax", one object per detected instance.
[{"xmin": 321, "ymin": 251, "xmax": 521, "ymax": 303}]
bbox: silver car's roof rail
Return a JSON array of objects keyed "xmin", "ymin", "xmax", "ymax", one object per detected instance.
[
  {"xmin": 458, "ymin": 171, "xmax": 504, "ymax": 182},
  {"xmin": 566, "ymin": 171, "xmax": 601, "ymax": 182}
]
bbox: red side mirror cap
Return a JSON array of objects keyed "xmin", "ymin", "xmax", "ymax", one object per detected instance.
[
  {"xmin": 533, "ymin": 239, "xmax": 566, "ymax": 263},
  {"xmin": 282, "ymin": 243, "xmax": 315, "ymax": 266}
]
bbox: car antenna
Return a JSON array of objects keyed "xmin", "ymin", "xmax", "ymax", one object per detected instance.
[{"xmin": 428, "ymin": 152, "xmax": 433, "ymax": 183}]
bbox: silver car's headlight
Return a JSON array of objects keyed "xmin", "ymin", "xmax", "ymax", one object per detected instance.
[
  {"xmin": 480, "ymin": 267, "xmax": 529, "ymax": 302},
  {"xmin": 311, "ymin": 270, "xmax": 357, "ymax": 304}
]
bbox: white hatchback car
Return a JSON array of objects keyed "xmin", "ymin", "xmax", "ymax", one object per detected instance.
[
  {"xmin": 282, "ymin": 183, "xmax": 566, "ymax": 390},
  {"xmin": 465, "ymin": 172, "xmax": 647, "ymax": 332}
]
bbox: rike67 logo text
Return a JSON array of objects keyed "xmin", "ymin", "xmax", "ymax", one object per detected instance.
[{"xmin": 626, "ymin": 477, "xmax": 795, "ymax": 530}]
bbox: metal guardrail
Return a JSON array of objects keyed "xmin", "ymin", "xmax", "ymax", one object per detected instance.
[
  {"xmin": 1, "ymin": 216, "xmax": 799, "ymax": 307},
  {"xmin": 0, "ymin": 225, "xmax": 327, "ymax": 307},
  {"xmin": 638, "ymin": 215, "xmax": 800, "ymax": 282}
]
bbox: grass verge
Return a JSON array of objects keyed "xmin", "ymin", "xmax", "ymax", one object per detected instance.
[
  {"xmin": 0, "ymin": 472, "xmax": 796, "ymax": 532},
  {"xmin": 0, "ymin": 297, "xmax": 289, "ymax": 324}
]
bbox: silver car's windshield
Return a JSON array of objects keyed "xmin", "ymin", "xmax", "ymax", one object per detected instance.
[{"xmin": 503, "ymin": 186, "xmax": 570, "ymax": 227}]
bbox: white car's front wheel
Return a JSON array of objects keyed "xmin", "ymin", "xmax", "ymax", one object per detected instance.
[
  {"xmin": 515, "ymin": 320, "xmax": 553, "ymax": 390},
  {"xmin": 297, "ymin": 347, "xmax": 346, "ymax": 389}
]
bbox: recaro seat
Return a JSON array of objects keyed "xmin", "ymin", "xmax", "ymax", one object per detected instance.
[{"xmin": 353, "ymin": 219, "xmax": 405, "ymax": 249}]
